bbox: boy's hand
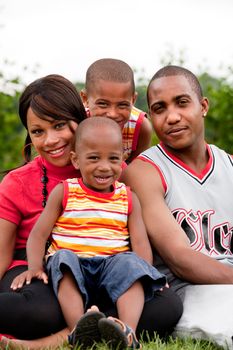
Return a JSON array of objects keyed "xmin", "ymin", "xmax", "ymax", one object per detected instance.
[{"xmin": 10, "ymin": 268, "xmax": 48, "ymax": 290}]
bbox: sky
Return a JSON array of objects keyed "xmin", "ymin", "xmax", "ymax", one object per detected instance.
[{"xmin": 1, "ymin": 0, "xmax": 233, "ymax": 87}]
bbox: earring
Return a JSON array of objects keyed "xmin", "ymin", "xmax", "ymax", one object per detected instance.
[{"xmin": 203, "ymin": 112, "xmax": 207, "ymax": 117}]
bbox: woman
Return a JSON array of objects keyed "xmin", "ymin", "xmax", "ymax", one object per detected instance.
[
  {"xmin": 0, "ymin": 74, "xmax": 182, "ymax": 349},
  {"xmin": 0, "ymin": 74, "xmax": 86, "ymax": 343}
]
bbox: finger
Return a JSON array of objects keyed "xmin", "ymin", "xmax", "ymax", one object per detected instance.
[
  {"xmin": 26, "ymin": 277, "xmax": 32, "ymax": 284},
  {"xmin": 41, "ymin": 272, "xmax": 48, "ymax": 284}
]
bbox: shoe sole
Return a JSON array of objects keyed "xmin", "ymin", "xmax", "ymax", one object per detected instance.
[
  {"xmin": 69, "ymin": 311, "xmax": 105, "ymax": 349},
  {"xmin": 98, "ymin": 318, "xmax": 128, "ymax": 350}
]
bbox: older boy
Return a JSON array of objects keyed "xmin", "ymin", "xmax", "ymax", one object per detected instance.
[{"xmin": 81, "ymin": 58, "xmax": 152, "ymax": 163}]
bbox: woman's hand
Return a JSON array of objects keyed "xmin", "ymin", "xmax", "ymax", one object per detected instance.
[{"xmin": 10, "ymin": 268, "xmax": 48, "ymax": 290}]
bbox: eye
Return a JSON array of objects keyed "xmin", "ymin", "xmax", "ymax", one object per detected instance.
[
  {"xmin": 110, "ymin": 155, "xmax": 121, "ymax": 162},
  {"xmin": 178, "ymin": 99, "xmax": 189, "ymax": 106},
  {"xmin": 30, "ymin": 128, "xmax": 43, "ymax": 135},
  {"xmin": 97, "ymin": 102, "xmax": 108, "ymax": 108},
  {"xmin": 118, "ymin": 103, "xmax": 131, "ymax": 109},
  {"xmin": 88, "ymin": 155, "xmax": 99, "ymax": 161},
  {"xmin": 151, "ymin": 104, "xmax": 164, "ymax": 114},
  {"xmin": 55, "ymin": 121, "xmax": 67, "ymax": 129}
]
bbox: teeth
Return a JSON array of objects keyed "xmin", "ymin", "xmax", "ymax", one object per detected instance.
[
  {"xmin": 96, "ymin": 177, "xmax": 109, "ymax": 182},
  {"xmin": 50, "ymin": 147, "xmax": 64, "ymax": 154}
]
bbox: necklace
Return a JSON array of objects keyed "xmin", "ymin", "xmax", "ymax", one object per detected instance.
[{"xmin": 41, "ymin": 165, "xmax": 48, "ymax": 207}]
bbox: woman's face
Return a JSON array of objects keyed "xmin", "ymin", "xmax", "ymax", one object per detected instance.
[{"xmin": 27, "ymin": 107, "xmax": 77, "ymax": 167}]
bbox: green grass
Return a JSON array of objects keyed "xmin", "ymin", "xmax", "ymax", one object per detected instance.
[
  {"xmin": 3, "ymin": 335, "xmax": 224, "ymax": 350},
  {"xmin": 64, "ymin": 335, "xmax": 223, "ymax": 350}
]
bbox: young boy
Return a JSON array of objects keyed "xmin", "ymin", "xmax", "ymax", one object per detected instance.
[
  {"xmin": 81, "ymin": 58, "xmax": 152, "ymax": 163},
  {"xmin": 11, "ymin": 117, "xmax": 166, "ymax": 350}
]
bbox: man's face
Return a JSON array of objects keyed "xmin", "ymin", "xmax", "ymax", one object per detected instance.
[{"xmin": 148, "ymin": 75, "xmax": 208, "ymax": 152}]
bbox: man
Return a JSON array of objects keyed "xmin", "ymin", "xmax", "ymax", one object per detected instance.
[{"xmin": 122, "ymin": 65, "xmax": 233, "ymax": 349}]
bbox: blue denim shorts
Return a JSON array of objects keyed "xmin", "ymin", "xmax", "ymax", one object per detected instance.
[{"xmin": 47, "ymin": 249, "xmax": 166, "ymax": 308}]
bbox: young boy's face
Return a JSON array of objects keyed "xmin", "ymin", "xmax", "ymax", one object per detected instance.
[
  {"xmin": 81, "ymin": 80, "xmax": 137, "ymax": 130},
  {"xmin": 72, "ymin": 124, "xmax": 123, "ymax": 193}
]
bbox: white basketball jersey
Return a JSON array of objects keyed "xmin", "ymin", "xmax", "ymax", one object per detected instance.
[{"xmin": 140, "ymin": 143, "xmax": 233, "ymax": 259}]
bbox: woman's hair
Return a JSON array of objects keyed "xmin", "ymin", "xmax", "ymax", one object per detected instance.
[{"xmin": 19, "ymin": 74, "xmax": 87, "ymax": 162}]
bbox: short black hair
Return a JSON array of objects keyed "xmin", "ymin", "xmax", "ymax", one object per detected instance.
[
  {"xmin": 85, "ymin": 58, "xmax": 135, "ymax": 94},
  {"xmin": 147, "ymin": 65, "xmax": 203, "ymax": 104},
  {"xmin": 75, "ymin": 116, "xmax": 122, "ymax": 149}
]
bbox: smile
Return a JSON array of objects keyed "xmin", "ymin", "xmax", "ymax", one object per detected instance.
[
  {"xmin": 167, "ymin": 127, "xmax": 187, "ymax": 135},
  {"xmin": 95, "ymin": 176, "xmax": 112, "ymax": 182},
  {"xmin": 48, "ymin": 146, "xmax": 65, "ymax": 155}
]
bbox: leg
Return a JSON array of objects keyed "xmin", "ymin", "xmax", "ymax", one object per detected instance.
[
  {"xmin": 98, "ymin": 281, "xmax": 144, "ymax": 349},
  {"xmin": 0, "ymin": 306, "xmax": 104, "ymax": 350},
  {"xmin": 57, "ymin": 268, "xmax": 84, "ymax": 331},
  {"xmin": 0, "ymin": 329, "xmax": 69, "ymax": 350},
  {"xmin": 98, "ymin": 287, "xmax": 183, "ymax": 339},
  {"xmin": 117, "ymin": 281, "xmax": 144, "ymax": 332}
]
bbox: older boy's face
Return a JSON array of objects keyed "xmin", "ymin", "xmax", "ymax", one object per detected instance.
[
  {"xmin": 83, "ymin": 80, "xmax": 136, "ymax": 130},
  {"xmin": 148, "ymin": 75, "xmax": 208, "ymax": 151}
]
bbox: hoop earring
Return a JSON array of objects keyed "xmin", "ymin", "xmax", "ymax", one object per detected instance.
[{"xmin": 22, "ymin": 143, "xmax": 38, "ymax": 162}]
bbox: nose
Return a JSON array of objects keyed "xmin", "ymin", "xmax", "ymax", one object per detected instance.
[
  {"xmin": 166, "ymin": 108, "xmax": 181, "ymax": 124},
  {"xmin": 105, "ymin": 107, "xmax": 118, "ymax": 120},
  {"xmin": 98, "ymin": 159, "xmax": 111, "ymax": 171},
  {"xmin": 44, "ymin": 130, "xmax": 60, "ymax": 146}
]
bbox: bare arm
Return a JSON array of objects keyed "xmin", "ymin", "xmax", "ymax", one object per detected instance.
[
  {"xmin": 10, "ymin": 183, "xmax": 64, "ymax": 289},
  {"xmin": 127, "ymin": 116, "xmax": 152, "ymax": 163},
  {"xmin": 0, "ymin": 219, "xmax": 16, "ymax": 279},
  {"xmin": 26, "ymin": 183, "xmax": 64, "ymax": 271},
  {"xmin": 122, "ymin": 159, "xmax": 233, "ymax": 284},
  {"xmin": 128, "ymin": 191, "xmax": 153, "ymax": 264}
]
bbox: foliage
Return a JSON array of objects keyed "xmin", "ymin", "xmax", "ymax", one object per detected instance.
[
  {"xmin": 0, "ymin": 76, "xmax": 25, "ymax": 172},
  {"xmin": 75, "ymin": 82, "xmax": 85, "ymax": 94},
  {"xmin": 199, "ymin": 71, "xmax": 233, "ymax": 153}
]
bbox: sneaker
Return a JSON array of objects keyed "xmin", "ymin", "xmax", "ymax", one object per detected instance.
[
  {"xmin": 98, "ymin": 317, "xmax": 141, "ymax": 349},
  {"xmin": 68, "ymin": 310, "xmax": 106, "ymax": 349}
]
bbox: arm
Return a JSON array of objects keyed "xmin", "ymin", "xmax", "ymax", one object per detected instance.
[
  {"xmin": 127, "ymin": 116, "xmax": 152, "ymax": 163},
  {"xmin": 11, "ymin": 183, "xmax": 64, "ymax": 289},
  {"xmin": 0, "ymin": 219, "xmax": 16, "ymax": 279},
  {"xmin": 27, "ymin": 183, "xmax": 64, "ymax": 269},
  {"xmin": 128, "ymin": 191, "xmax": 153, "ymax": 264},
  {"xmin": 122, "ymin": 159, "xmax": 233, "ymax": 284}
]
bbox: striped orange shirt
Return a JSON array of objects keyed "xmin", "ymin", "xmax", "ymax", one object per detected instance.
[{"xmin": 48, "ymin": 178, "xmax": 132, "ymax": 257}]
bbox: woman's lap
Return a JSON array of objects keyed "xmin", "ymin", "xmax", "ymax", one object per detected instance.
[
  {"xmin": 0, "ymin": 265, "xmax": 66, "ymax": 339},
  {"xmin": 0, "ymin": 266, "xmax": 182, "ymax": 340}
]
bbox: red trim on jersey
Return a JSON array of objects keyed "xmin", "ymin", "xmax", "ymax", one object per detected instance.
[
  {"xmin": 137, "ymin": 155, "xmax": 167, "ymax": 193},
  {"xmin": 132, "ymin": 112, "xmax": 145, "ymax": 151},
  {"xmin": 126, "ymin": 186, "xmax": 133, "ymax": 215},
  {"xmin": 159, "ymin": 142, "xmax": 213, "ymax": 181}
]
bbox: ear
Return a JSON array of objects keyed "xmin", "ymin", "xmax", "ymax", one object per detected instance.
[
  {"xmin": 201, "ymin": 97, "xmax": 209, "ymax": 118},
  {"xmin": 132, "ymin": 92, "xmax": 138, "ymax": 105},
  {"xmin": 70, "ymin": 150, "xmax": 79, "ymax": 170},
  {"xmin": 80, "ymin": 89, "xmax": 88, "ymax": 107}
]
